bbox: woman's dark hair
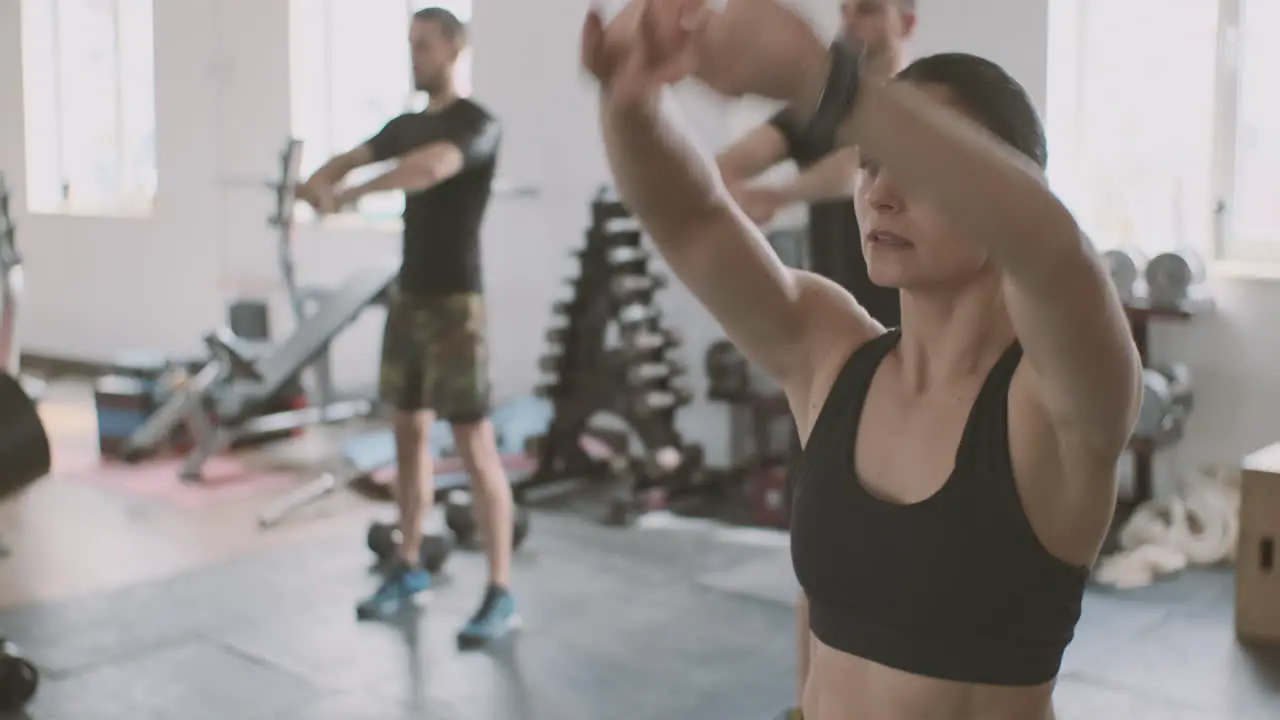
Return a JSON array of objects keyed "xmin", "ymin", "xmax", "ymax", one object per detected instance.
[
  {"xmin": 413, "ymin": 6, "xmax": 467, "ymax": 44},
  {"xmin": 895, "ymin": 53, "xmax": 1047, "ymax": 169}
]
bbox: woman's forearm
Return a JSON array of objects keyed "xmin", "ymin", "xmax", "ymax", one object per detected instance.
[
  {"xmin": 839, "ymin": 82, "xmax": 1081, "ymax": 273},
  {"xmin": 599, "ymin": 92, "xmax": 728, "ymax": 235}
]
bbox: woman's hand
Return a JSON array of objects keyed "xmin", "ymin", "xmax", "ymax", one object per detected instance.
[
  {"xmin": 583, "ymin": 0, "xmax": 830, "ymax": 110},
  {"xmin": 581, "ymin": 0, "xmax": 706, "ymax": 110}
]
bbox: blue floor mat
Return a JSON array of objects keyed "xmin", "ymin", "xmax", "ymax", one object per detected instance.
[{"xmin": 340, "ymin": 395, "xmax": 553, "ymax": 473}]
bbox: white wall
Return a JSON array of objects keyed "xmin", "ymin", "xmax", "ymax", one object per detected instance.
[{"xmin": 1, "ymin": 0, "xmax": 1274, "ymax": 475}]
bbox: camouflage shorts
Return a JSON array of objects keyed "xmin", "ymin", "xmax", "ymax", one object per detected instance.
[{"xmin": 379, "ymin": 289, "xmax": 491, "ymax": 421}]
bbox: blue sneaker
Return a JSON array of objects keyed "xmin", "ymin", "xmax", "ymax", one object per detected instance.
[
  {"xmin": 356, "ymin": 562, "xmax": 432, "ymax": 620},
  {"xmin": 457, "ymin": 585, "xmax": 520, "ymax": 649}
]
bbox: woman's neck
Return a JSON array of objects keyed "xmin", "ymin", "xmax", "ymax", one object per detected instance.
[{"xmin": 895, "ymin": 272, "xmax": 1015, "ymax": 393}]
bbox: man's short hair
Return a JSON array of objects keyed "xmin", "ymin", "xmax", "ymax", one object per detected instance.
[{"xmin": 413, "ymin": 6, "xmax": 467, "ymax": 45}]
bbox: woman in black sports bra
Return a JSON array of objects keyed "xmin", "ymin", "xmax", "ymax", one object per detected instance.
[{"xmin": 584, "ymin": 2, "xmax": 1141, "ymax": 719}]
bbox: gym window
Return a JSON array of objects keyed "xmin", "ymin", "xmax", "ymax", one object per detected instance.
[
  {"xmin": 19, "ymin": 0, "xmax": 158, "ymax": 217},
  {"xmin": 1046, "ymin": 0, "xmax": 1280, "ymax": 266},
  {"xmin": 288, "ymin": 0, "xmax": 474, "ymax": 225}
]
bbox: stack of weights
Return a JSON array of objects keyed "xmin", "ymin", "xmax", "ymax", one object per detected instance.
[{"xmin": 530, "ymin": 188, "xmax": 703, "ymax": 519}]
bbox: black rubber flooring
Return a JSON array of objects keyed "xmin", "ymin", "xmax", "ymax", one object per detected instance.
[{"xmin": 1, "ymin": 511, "xmax": 1277, "ymax": 719}]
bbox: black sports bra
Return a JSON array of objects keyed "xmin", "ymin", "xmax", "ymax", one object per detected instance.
[{"xmin": 790, "ymin": 329, "xmax": 1089, "ymax": 685}]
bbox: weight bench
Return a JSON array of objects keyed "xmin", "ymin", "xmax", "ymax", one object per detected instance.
[{"xmin": 124, "ymin": 258, "xmax": 400, "ymax": 481}]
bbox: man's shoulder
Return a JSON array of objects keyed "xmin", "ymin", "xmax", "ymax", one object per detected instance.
[{"xmin": 453, "ymin": 98, "xmax": 500, "ymax": 128}]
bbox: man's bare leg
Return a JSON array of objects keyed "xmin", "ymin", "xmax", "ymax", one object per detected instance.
[
  {"xmin": 453, "ymin": 418, "xmax": 519, "ymax": 647},
  {"xmin": 356, "ymin": 409, "xmax": 436, "ymax": 620},
  {"xmin": 394, "ymin": 409, "xmax": 435, "ymax": 565}
]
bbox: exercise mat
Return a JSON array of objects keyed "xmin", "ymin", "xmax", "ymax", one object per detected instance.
[{"xmin": 0, "ymin": 372, "xmax": 51, "ymax": 500}]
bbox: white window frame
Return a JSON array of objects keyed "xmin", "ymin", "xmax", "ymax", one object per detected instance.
[
  {"xmin": 1052, "ymin": 0, "xmax": 1279, "ymax": 268},
  {"xmin": 18, "ymin": 0, "xmax": 157, "ymax": 218},
  {"xmin": 1211, "ymin": 0, "xmax": 1280, "ymax": 265}
]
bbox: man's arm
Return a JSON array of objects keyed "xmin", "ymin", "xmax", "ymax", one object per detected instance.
[
  {"xmin": 841, "ymin": 81, "xmax": 1140, "ymax": 454},
  {"xmin": 298, "ymin": 114, "xmax": 410, "ymax": 211},
  {"xmin": 771, "ymin": 147, "xmax": 859, "ymax": 204},
  {"xmin": 304, "ymin": 145, "xmax": 374, "ymax": 189},
  {"xmin": 715, "ymin": 123, "xmax": 788, "ymax": 183},
  {"xmin": 600, "ymin": 92, "xmax": 864, "ymax": 387},
  {"xmin": 338, "ymin": 114, "xmax": 501, "ymax": 206},
  {"xmin": 336, "ymin": 144, "xmax": 463, "ymax": 205}
]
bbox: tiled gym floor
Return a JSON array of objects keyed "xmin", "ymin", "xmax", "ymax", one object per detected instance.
[{"xmin": 1, "ymin": 385, "xmax": 1279, "ymax": 718}]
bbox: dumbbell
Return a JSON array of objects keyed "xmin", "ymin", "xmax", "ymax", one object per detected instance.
[
  {"xmin": 610, "ymin": 274, "xmax": 667, "ymax": 300},
  {"xmin": 551, "ymin": 299, "xmax": 580, "ymax": 317},
  {"xmin": 1145, "ymin": 250, "xmax": 1205, "ymax": 304},
  {"xmin": 590, "ymin": 191, "xmax": 633, "ymax": 226},
  {"xmin": 640, "ymin": 444, "xmax": 701, "ymax": 480},
  {"xmin": 538, "ymin": 353, "xmax": 565, "ymax": 374},
  {"xmin": 534, "ymin": 382, "xmax": 563, "ymax": 399},
  {"xmin": 626, "ymin": 359, "xmax": 687, "ymax": 385},
  {"xmin": 633, "ymin": 388, "xmax": 692, "ymax": 414},
  {"xmin": 365, "ymin": 522, "xmax": 453, "ymax": 573},
  {"xmin": 604, "ymin": 245, "xmax": 648, "ymax": 266},
  {"xmin": 575, "ymin": 245, "xmax": 648, "ymax": 266},
  {"xmin": 443, "ymin": 490, "xmax": 531, "ymax": 549},
  {"xmin": 1133, "ymin": 363, "xmax": 1194, "ymax": 439},
  {"xmin": 608, "ymin": 485, "xmax": 667, "ymax": 526},
  {"xmin": 705, "ymin": 340, "xmax": 752, "ymax": 401},
  {"xmin": 545, "ymin": 326, "xmax": 571, "ymax": 345},
  {"xmin": 0, "ymin": 638, "xmax": 38, "ymax": 714},
  {"xmin": 1102, "ymin": 248, "xmax": 1146, "ymax": 302},
  {"xmin": 586, "ymin": 225, "xmax": 643, "ymax": 248},
  {"xmin": 618, "ymin": 303, "xmax": 661, "ymax": 328},
  {"xmin": 623, "ymin": 328, "xmax": 683, "ymax": 356}
]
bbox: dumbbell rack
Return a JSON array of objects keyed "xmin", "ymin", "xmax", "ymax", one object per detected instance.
[
  {"xmin": 525, "ymin": 189, "xmax": 703, "ymax": 511},
  {"xmin": 1121, "ymin": 298, "xmax": 1212, "ymax": 517}
]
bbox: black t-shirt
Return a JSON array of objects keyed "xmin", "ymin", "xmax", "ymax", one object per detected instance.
[
  {"xmin": 366, "ymin": 99, "xmax": 500, "ymax": 297},
  {"xmin": 767, "ymin": 110, "xmax": 900, "ymax": 327}
]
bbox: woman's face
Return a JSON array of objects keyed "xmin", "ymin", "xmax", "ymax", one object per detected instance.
[{"xmin": 853, "ymin": 82, "xmax": 993, "ymax": 291}]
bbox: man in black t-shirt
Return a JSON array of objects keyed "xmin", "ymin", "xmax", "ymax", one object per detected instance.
[
  {"xmin": 297, "ymin": 7, "xmax": 517, "ymax": 647},
  {"xmin": 715, "ymin": 0, "xmax": 917, "ymax": 328}
]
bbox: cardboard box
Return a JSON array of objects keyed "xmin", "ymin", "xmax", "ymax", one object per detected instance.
[{"xmin": 1237, "ymin": 443, "xmax": 1280, "ymax": 646}]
